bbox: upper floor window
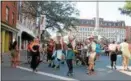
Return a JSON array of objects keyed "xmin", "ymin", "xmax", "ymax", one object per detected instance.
[
  {"xmin": 12, "ymin": 12, "xmax": 15, "ymax": 25},
  {"xmin": 85, "ymin": 28, "xmax": 87, "ymax": 31},
  {"xmin": 115, "ymin": 23, "xmax": 118, "ymax": 26},
  {"xmin": 104, "ymin": 22, "xmax": 108, "ymax": 26},
  {"xmin": 90, "ymin": 21, "xmax": 94, "ymax": 25},
  {"xmin": 14, "ymin": 2, "xmax": 16, "ymax": 6},
  {"xmin": 6, "ymin": 6, "xmax": 9, "ymax": 22},
  {"xmin": 122, "ymin": 23, "xmax": 125, "ymax": 27},
  {"xmin": 100, "ymin": 22, "xmax": 103, "ymax": 25}
]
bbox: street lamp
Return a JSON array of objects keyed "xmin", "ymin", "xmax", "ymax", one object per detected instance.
[{"xmin": 92, "ymin": 0, "xmax": 100, "ymax": 40}]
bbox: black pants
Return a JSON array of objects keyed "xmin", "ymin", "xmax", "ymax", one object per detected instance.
[
  {"xmin": 66, "ymin": 59, "xmax": 73, "ymax": 73},
  {"xmin": 105, "ymin": 51, "xmax": 109, "ymax": 56},
  {"xmin": 47, "ymin": 52, "xmax": 52, "ymax": 61},
  {"xmin": 31, "ymin": 52, "xmax": 40, "ymax": 70},
  {"xmin": 110, "ymin": 53, "xmax": 117, "ymax": 68}
]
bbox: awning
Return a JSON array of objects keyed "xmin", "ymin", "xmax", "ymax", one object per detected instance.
[{"xmin": 21, "ymin": 31, "xmax": 34, "ymax": 41}]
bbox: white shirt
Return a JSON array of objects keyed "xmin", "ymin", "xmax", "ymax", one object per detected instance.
[
  {"xmin": 108, "ymin": 44, "xmax": 117, "ymax": 51},
  {"xmin": 91, "ymin": 42, "xmax": 96, "ymax": 52},
  {"xmin": 52, "ymin": 50, "xmax": 63, "ymax": 59},
  {"xmin": 86, "ymin": 44, "xmax": 90, "ymax": 57},
  {"xmin": 84, "ymin": 45, "xmax": 87, "ymax": 49}
]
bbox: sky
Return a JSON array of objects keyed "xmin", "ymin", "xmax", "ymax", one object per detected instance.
[{"xmin": 76, "ymin": 2, "xmax": 131, "ymax": 26}]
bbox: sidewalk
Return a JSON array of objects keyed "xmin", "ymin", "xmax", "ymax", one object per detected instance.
[
  {"xmin": 2, "ymin": 50, "xmax": 28, "ymax": 65},
  {"xmin": 2, "ymin": 50, "xmax": 47, "ymax": 66}
]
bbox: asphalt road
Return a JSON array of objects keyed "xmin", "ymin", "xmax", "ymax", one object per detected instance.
[{"xmin": 2, "ymin": 52, "xmax": 131, "ymax": 81}]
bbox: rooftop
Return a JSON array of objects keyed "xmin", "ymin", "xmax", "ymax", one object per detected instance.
[{"xmin": 78, "ymin": 18, "xmax": 125, "ymax": 27}]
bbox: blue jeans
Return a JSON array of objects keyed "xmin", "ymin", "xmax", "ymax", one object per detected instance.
[{"xmin": 54, "ymin": 58, "xmax": 61, "ymax": 67}]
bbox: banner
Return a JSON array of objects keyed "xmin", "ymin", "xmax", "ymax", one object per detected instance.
[{"xmin": 40, "ymin": 15, "xmax": 46, "ymax": 31}]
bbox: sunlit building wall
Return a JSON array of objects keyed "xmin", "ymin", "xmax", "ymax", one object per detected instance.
[{"xmin": 72, "ymin": 18, "xmax": 126, "ymax": 43}]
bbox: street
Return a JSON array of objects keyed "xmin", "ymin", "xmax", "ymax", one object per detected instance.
[
  {"xmin": 2, "ymin": 51, "xmax": 131, "ymax": 81},
  {"xmin": 1, "ymin": 1, "xmax": 131, "ymax": 81}
]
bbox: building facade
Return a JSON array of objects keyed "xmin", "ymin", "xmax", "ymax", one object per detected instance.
[
  {"xmin": 126, "ymin": 26, "xmax": 131, "ymax": 43},
  {"xmin": 16, "ymin": 1, "xmax": 37, "ymax": 50},
  {"xmin": 1, "ymin": 1, "xmax": 19, "ymax": 53},
  {"xmin": 72, "ymin": 18, "xmax": 126, "ymax": 43}
]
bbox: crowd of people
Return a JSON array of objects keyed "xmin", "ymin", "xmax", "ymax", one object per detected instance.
[{"xmin": 9, "ymin": 36, "xmax": 131, "ymax": 76}]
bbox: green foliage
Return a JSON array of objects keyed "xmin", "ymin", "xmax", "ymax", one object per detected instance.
[
  {"xmin": 124, "ymin": 2, "xmax": 131, "ymax": 10},
  {"xmin": 25, "ymin": 1, "xmax": 80, "ymax": 32},
  {"xmin": 119, "ymin": 2, "xmax": 131, "ymax": 17}
]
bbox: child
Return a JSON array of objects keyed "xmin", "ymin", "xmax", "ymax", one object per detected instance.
[{"xmin": 65, "ymin": 43, "xmax": 75, "ymax": 76}]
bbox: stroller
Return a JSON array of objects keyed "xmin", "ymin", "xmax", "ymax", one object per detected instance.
[{"xmin": 74, "ymin": 49, "xmax": 85, "ymax": 66}]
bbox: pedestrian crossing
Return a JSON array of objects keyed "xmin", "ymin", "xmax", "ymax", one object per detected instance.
[{"xmin": 107, "ymin": 65, "xmax": 131, "ymax": 76}]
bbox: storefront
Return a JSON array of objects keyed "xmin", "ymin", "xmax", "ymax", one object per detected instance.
[
  {"xmin": 1, "ymin": 23, "xmax": 19, "ymax": 53},
  {"xmin": 16, "ymin": 21, "xmax": 36, "ymax": 50},
  {"xmin": 21, "ymin": 31, "xmax": 34, "ymax": 50}
]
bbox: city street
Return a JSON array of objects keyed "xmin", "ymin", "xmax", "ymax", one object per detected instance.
[
  {"xmin": 1, "ymin": 1, "xmax": 131, "ymax": 81},
  {"xmin": 2, "ymin": 51, "xmax": 131, "ymax": 81}
]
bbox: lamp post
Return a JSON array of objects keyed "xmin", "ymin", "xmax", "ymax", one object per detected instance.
[{"xmin": 92, "ymin": 0, "xmax": 99, "ymax": 40}]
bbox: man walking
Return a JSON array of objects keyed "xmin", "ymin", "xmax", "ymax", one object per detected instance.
[{"xmin": 87, "ymin": 36, "xmax": 96, "ymax": 75}]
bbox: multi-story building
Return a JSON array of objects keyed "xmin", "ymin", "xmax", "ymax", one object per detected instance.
[
  {"xmin": 1, "ymin": 1, "xmax": 19, "ymax": 53},
  {"xmin": 126, "ymin": 26, "xmax": 131, "ymax": 43},
  {"xmin": 17, "ymin": 1, "xmax": 37, "ymax": 50},
  {"xmin": 72, "ymin": 18, "xmax": 126, "ymax": 43}
]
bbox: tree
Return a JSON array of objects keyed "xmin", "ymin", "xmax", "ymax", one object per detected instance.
[
  {"xmin": 21, "ymin": 1, "xmax": 80, "ymax": 32},
  {"xmin": 119, "ymin": 2, "xmax": 131, "ymax": 17},
  {"xmin": 119, "ymin": 2, "xmax": 131, "ymax": 42}
]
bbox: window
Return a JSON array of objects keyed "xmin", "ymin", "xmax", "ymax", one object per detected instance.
[
  {"xmin": 82, "ymin": 28, "xmax": 84, "ymax": 32},
  {"xmin": 100, "ymin": 22, "xmax": 103, "ymax": 25},
  {"xmin": 104, "ymin": 22, "xmax": 107, "ymax": 26},
  {"xmin": 14, "ymin": 2, "xmax": 16, "ymax": 6},
  {"xmin": 80, "ymin": 28, "xmax": 82, "ymax": 31},
  {"xmin": 115, "ymin": 23, "xmax": 118, "ymax": 26},
  {"xmin": 109, "ymin": 23, "xmax": 111, "ymax": 26},
  {"xmin": 86, "ymin": 21, "xmax": 88, "ymax": 24},
  {"xmin": 6, "ymin": 6, "xmax": 9, "ymax": 22},
  {"xmin": 12, "ymin": 12, "xmax": 15, "ymax": 25}
]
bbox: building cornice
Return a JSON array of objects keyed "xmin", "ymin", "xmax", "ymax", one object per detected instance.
[
  {"xmin": 1, "ymin": 22, "xmax": 19, "ymax": 33},
  {"xmin": 79, "ymin": 25, "xmax": 126, "ymax": 29}
]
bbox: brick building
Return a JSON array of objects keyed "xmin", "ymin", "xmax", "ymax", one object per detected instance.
[
  {"xmin": 126, "ymin": 26, "xmax": 131, "ymax": 43},
  {"xmin": 1, "ymin": 1, "xmax": 19, "ymax": 53},
  {"xmin": 71, "ymin": 18, "xmax": 126, "ymax": 43}
]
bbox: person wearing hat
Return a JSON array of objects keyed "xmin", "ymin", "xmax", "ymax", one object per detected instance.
[{"xmin": 87, "ymin": 36, "xmax": 96, "ymax": 75}]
